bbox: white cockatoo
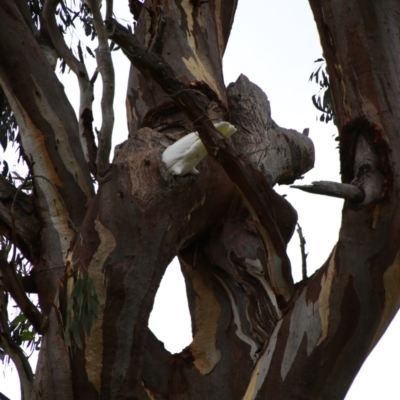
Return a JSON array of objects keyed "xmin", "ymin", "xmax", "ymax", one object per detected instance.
[{"xmin": 162, "ymin": 121, "xmax": 237, "ymax": 176}]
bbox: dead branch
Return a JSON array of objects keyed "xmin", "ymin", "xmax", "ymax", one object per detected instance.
[
  {"xmin": 291, "ymin": 180, "xmax": 365, "ymax": 202},
  {"xmin": 227, "ymin": 75, "xmax": 315, "ymax": 186},
  {"xmin": 296, "ymin": 223, "xmax": 307, "ymax": 280}
]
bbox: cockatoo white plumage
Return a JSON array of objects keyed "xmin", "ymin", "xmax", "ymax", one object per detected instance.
[{"xmin": 162, "ymin": 121, "xmax": 237, "ymax": 176}]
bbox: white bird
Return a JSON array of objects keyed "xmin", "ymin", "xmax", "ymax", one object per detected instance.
[{"xmin": 162, "ymin": 121, "xmax": 237, "ymax": 176}]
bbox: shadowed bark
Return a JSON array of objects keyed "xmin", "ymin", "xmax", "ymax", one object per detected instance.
[{"xmin": 0, "ymin": 175, "xmax": 41, "ymax": 262}]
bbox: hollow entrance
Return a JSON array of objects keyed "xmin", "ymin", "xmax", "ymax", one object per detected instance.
[{"xmin": 148, "ymin": 257, "xmax": 193, "ymax": 354}]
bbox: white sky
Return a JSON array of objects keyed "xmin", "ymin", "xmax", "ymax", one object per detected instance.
[{"xmin": 1, "ymin": 1, "xmax": 400, "ymax": 399}]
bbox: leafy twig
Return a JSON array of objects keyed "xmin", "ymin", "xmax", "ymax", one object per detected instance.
[
  {"xmin": 0, "ymin": 288, "xmax": 34, "ymax": 400},
  {"xmin": 309, "ymin": 58, "xmax": 336, "ymax": 124}
]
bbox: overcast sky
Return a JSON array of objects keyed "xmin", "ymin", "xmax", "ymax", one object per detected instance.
[{"xmin": 1, "ymin": 1, "xmax": 400, "ymax": 399}]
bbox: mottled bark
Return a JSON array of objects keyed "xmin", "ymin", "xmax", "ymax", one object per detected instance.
[
  {"xmin": 0, "ymin": 2, "xmax": 94, "ymax": 398},
  {"xmin": 43, "ymin": 0, "xmax": 98, "ymax": 175},
  {"xmin": 0, "ymin": 0, "xmax": 94, "ymax": 315},
  {"xmin": 242, "ymin": 1, "xmax": 400, "ymax": 399},
  {"xmin": 0, "ymin": 0, "xmax": 398, "ymax": 399}
]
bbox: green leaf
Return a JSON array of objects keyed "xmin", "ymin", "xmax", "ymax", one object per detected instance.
[
  {"xmin": 20, "ymin": 331, "xmax": 35, "ymax": 341},
  {"xmin": 64, "ymin": 270, "xmax": 99, "ymax": 350}
]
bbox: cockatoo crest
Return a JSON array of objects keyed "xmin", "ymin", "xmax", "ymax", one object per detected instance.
[{"xmin": 162, "ymin": 121, "xmax": 237, "ymax": 176}]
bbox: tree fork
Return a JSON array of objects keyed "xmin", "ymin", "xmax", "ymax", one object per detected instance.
[{"xmin": 107, "ymin": 18, "xmax": 295, "ymax": 302}]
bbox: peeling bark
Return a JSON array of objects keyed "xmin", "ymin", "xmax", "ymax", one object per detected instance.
[
  {"xmin": 227, "ymin": 74, "xmax": 314, "ymax": 186},
  {"xmin": 0, "ymin": 0, "xmax": 94, "ymax": 312}
]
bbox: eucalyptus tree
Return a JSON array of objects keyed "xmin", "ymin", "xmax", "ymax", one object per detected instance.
[{"xmin": 0, "ymin": 0, "xmax": 399, "ymax": 399}]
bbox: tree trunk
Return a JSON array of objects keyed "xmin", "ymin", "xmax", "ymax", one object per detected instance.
[{"xmin": 0, "ymin": 0, "xmax": 399, "ymax": 399}]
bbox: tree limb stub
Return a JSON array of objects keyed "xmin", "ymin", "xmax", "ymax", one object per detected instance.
[
  {"xmin": 291, "ymin": 180, "xmax": 365, "ymax": 202},
  {"xmin": 106, "ymin": 18, "xmax": 294, "ymax": 302},
  {"xmin": 227, "ymin": 74, "xmax": 315, "ymax": 186}
]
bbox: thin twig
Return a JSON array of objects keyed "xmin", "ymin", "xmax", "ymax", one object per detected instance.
[{"xmin": 296, "ymin": 223, "xmax": 308, "ymax": 280}]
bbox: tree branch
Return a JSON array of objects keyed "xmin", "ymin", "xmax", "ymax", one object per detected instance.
[
  {"xmin": 0, "ymin": 289, "xmax": 33, "ymax": 400},
  {"xmin": 0, "ymin": 255, "xmax": 45, "ymax": 334},
  {"xmin": 106, "ymin": 19, "xmax": 294, "ymax": 303},
  {"xmin": 291, "ymin": 180, "xmax": 365, "ymax": 202},
  {"xmin": 43, "ymin": 0, "xmax": 98, "ymax": 174},
  {"xmin": 0, "ymin": 175, "xmax": 41, "ymax": 263},
  {"xmin": 105, "ymin": 0, "xmax": 113, "ymax": 20},
  {"xmin": 88, "ymin": 0, "xmax": 115, "ymax": 177},
  {"xmin": 13, "ymin": 0, "xmax": 39, "ymax": 37},
  {"xmin": 43, "ymin": 0, "xmax": 83, "ymax": 77},
  {"xmin": 227, "ymin": 74, "xmax": 315, "ymax": 186},
  {"xmin": 296, "ymin": 223, "xmax": 307, "ymax": 280}
]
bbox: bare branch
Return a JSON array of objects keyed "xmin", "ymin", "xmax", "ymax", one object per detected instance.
[
  {"xmin": 88, "ymin": 0, "xmax": 115, "ymax": 177},
  {"xmin": 106, "ymin": 0, "xmax": 113, "ymax": 20},
  {"xmin": 129, "ymin": 0, "xmax": 143, "ymax": 21},
  {"xmin": 0, "ymin": 289, "xmax": 34, "ymax": 400},
  {"xmin": 0, "ymin": 255, "xmax": 45, "ymax": 334},
  {"xmin": 291, "ymin": 180, "xmax": 365, "ymax": 202}
]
